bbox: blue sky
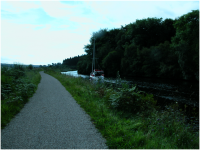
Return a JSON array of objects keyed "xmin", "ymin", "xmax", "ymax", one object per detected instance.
[{"xmin": 1, "ymin": 1, "xmax": 199, "ymax": 65}]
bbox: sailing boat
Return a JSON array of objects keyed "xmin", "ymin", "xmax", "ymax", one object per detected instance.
[{"xmin": 90, "ymin": 35, "xmax": 104, "ymax": 81}]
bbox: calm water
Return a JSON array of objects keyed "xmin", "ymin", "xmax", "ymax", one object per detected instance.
[{"xmin": 61, "ymin": 71, "xmax": 88, "ymax": 78}]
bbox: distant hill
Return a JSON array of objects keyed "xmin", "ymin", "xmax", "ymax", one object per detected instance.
[{"xmin": 1, "ymin": 63, "xmax": 40, "ymax": 68}]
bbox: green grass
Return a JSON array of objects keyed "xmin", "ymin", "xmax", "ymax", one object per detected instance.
[
  {"xmin": 44, "ymin": 68, "xmax": 199, "ymax": 149},
  {"xmin": 1, "ymin": 66, "xmax": 42, "ymax": 129}
]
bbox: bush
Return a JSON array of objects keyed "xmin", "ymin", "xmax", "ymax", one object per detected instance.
[
  {"xmin": 28, "ymin": 64, "xmax": 33, "ymax": 70},
  {"xmin": 108, "ymin": 85, "xmax": 157, "ymax": 116},
  {"xmin": 1, "ymin": 66, "xmax": 41, "ymax": 129}
]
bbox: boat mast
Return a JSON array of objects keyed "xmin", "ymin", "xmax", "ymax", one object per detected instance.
[{"xmin": 93, "ymin": 35, "xmax": 95, "ymax": 72}]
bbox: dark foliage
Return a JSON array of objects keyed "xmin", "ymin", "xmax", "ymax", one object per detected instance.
[{"xmin": 75, "ymin": 10, "xmax": 198, "ymax": 81}]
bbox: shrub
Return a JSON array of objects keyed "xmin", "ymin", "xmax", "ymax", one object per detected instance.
[
  {"xmin": 1, "ymin": 66, "xmax": 40, "ymax": 129},
  {"xmin": 108, "ymin": 85, "xmax": 157, "ymax": 116},
  {"xmin": 28, "ymin": 64, "xmax": 33, "ymax": 70}
]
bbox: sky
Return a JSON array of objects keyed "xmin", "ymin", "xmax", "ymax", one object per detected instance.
[{"xmin": 1, "ymin": 0, "xmax": 199, "ymax": 65}]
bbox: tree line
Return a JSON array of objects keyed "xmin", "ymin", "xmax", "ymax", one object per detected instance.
[
  {"xmin": 62, "ymin": 55, "xmax": 80, "ymax": 69},
  {"xmin": 66, "ymin": 10, "xmax": 199, "ymax": 81}
]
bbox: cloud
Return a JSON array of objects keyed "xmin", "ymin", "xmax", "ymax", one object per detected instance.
[
  {"xmin": 84, "ymin": 1, "xmax": 199, "ymax": 28},
  {"xmin": 82, "ymin": 7, "xmax": 92, "ymax": 15},
  {"xmin": 1, "ymin": 1, "xmax": 41, "ymax": 14},
  {"xmin": 156, "ymin": 7, "xmax": 175, "ymax": 18},
  {"xmin": 83, "ymin": 1, "xmax": 159, "ymax": 28},
  {"xmin": 60, "ymin": 1, "xmax": 83, "ymax": 5},
  {"xmin": 40, "ymin": 1, "xmax": 78, "ymax": 18},
  {"xmin": 154, "ymin": 1, "xmax": 199, "ymax": 19},
  {"xmin": 1, "ymin": 1, "xmax": 198, "ymax": 65},
  {"xmin": 69, "ymin": 16, "xmax": 94, "ymax": 24},
  {"xmin": 28, "ymin": 54, "xmax": 34, "ymax": 57},
  {"xmin": 2, "ymin": 1, "xmax": 114, "ymax": 31},
  {"xmin": 1, "ymin": 20, "xmax": 88, "ymax": 65},
  {"xmin": 34, "ymin": 25, "xmax": 46, "ymax": 30},
  {"xmin": 2, "ymin": 7, "xmax": 56, "ymax": 25},
  {"xmin": 34, "ymin": 8, "xmax": 56, "ymax": 24},
  {"xmin": 40, "ymin": 1, "xmax": 95, "ymax": 21},
  {"xmin": 1, "ymin": 10, "xmax": 19, "ymax": 19},
  {"xmin": 1, "ymin": 56, "xmax": 14, "ymax": 64},
  {"xmin": 49, "ymin": 19, "xmax": 80, "ymax": 31},
  {"xmin": 1, "ymin": 1, "xmax": 56, "ymax": 25}
]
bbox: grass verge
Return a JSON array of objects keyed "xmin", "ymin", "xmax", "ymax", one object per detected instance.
[
  {"xmin": 1, "ymin": 66, "xmax": 42, "ymax": 129},
  {"xmin": 44, "ymin": 69, "xmax": 199, "ymax": 149}
]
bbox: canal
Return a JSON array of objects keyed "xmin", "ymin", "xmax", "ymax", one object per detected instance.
[{"xmin": 61, "ymin": 71, "xmax": 199, "ymax": 133}]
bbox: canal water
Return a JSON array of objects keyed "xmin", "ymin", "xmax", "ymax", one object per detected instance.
[{"xmin": 61, "ymin": 71, "xmax": 199, "ymax": 133}]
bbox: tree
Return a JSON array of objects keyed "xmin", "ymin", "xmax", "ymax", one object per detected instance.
[
  {"xmin": 171, "ymin": 10, "xmax": 199, "ymax": 80},
  {"xmin": 102, "ymin": 51, "xmax": 121, "ymax": 76},
  {"xmin": 28, "ymin": 64, "xmax": 33, "ymax": 70},
  {"xmin": 75, "ymin": 10, "xmax": 198, "ymax": 81},
  {"xmin": 161, "ymin": 18, "xmax": 176, "ymax": 43},
  {"xmin": 130, "ymin": 18, "xmax": 163, "ymax": 49},
  {"xmin": 121, "ymin": 43, "xmax": 140, "ymax": 76},
  {"xmin": 77, "ymin": 55, "xmax": 91, "ymax": 74}
]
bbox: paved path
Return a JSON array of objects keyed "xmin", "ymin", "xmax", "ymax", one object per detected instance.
[{"xmin": 1, "ymin": 71, "xmax": 108, "ymax": 149}]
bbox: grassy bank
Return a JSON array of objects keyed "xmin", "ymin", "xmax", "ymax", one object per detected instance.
[
  {"xmin": 1, "ymin": 65, "xmax": 42, "ymax": 129},
  {"xmin": 44, "ymin": 68, "xmax": 199, "ymax": 149}
]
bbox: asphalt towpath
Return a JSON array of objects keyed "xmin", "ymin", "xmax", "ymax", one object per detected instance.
[{"xmin": 1, "ymin": 71, "xmax": 108, "ymax": 149}]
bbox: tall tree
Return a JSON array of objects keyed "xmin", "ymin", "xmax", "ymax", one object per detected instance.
[{"xmin": 171, "ymin": 10, "xmax": 199, "ymax": 80}]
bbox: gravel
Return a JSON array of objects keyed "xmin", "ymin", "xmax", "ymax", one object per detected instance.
[{"xmin": 1, "ymin": 71, "xmax": 108, "ymax": 149}]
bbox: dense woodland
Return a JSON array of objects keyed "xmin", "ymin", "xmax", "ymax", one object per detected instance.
[
  {"xmin": 63, "ymin": 10, "xmax": 199, "ymax": 81},
  {"xmin": 62, "ymin": 55, "xmax": 80, "ymax": 69}
]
